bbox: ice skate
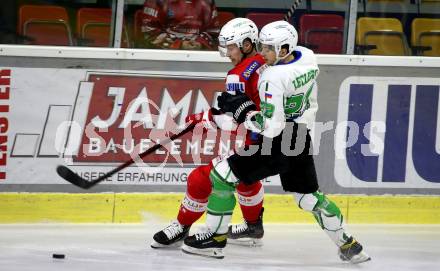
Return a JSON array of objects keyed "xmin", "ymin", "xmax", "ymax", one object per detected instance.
[
  {"xmin": 338, "ymin": 237, "xmax": 371, "ymax": 264},
  {"xmin": 228, "ymin": 208, "xmax": 264, "ymax": 247},
  {"xmin": 181, "ymin": 230, "xmax": 227, "ymax": 259},
  {"xmin": 151, "ymin": 221, "xmax": 190, "ymax": 249}
]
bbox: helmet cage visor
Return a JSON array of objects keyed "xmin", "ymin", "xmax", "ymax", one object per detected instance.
[
  {"xmin": 218, "ymin": 34, "xmax": 240, "ymax": 57},
  {"xmin": 256, "ymin": 42, "xmax": 276, "ymax": 54},
  {"xmin": 218, "ymin": 45, "xmax": 228, "ymax": 57},
  {"xmin": 218, "ymin": 43, "xmax": 242, "ymax": 57}
]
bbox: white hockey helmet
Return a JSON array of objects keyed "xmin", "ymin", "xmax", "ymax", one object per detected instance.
[
  {"xmin": 218, "ymin": 17, "xmax": 258, "ymax": 57},
  {"xmin": 258, "ymin": 20, "xmax": 298, "ymax": 63}
]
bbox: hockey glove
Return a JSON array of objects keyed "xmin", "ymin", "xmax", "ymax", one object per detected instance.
[
  {"xmin": 185, "ymin": 108, "xmax": 222, "ymax": 129},
  {"xmin": 185, "ymin": 108, "xmax": 216, "ymax": 130},
  {"xmin": 217, "ymin": 92, "xmax": 256, "ymax": 124}
]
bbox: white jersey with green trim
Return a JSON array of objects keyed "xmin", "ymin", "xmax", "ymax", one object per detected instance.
[{"xmin": 245, "ymin": 46, "xmax": 319, "ymax": 138}]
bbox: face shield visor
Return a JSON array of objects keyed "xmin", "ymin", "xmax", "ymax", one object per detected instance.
[
  {"xmin": 218, "ymin": 45, "xmax": 228, "ymax": 57},
  {"xmin": 218, "ymin": 36, "xmax": 230, "ymax": 57},
  {"xmin": 218, "ymin": 41, "xmax": 240, "ymax": 57},
  {"xmin": 256, "ymin": 41, "xmax": 276, "ymax": 54}
]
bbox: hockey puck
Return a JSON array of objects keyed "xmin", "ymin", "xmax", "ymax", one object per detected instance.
[{"xmin": 52, "ymin": 254, "xmax": 65, "ymax": 259}]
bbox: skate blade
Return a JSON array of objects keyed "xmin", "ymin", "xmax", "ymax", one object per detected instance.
[
  {"xmin": 339, "ymin": 250, "xmax": 371, "ymax": 264},
  {"xmin": 150, "ymin": 240, "xmax": 183, "ymax": 249},
  {"xmin": 228, "ymin": 238, "xmax": 263, "ymax": 247},
  {"xmin": 181, "ymin": 244, "xmax": 224, "ymax": 259},
  {"xmin": 349, "ymin": 251, "xmax": 371, "ymax": 264}
]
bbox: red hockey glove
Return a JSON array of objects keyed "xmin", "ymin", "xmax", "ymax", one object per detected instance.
[{"xmin": 185, "ymin": 109, "xmax": 216, "ymax": 130}]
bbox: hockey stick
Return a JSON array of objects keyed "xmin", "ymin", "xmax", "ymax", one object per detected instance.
[
  {"xmin": 57, "ymin": 122, "xmax": 197, "ymax": 189},
  {"xmin": 57, "ymin": 109, "xmax": 220, "ymax": 189},
  {"xmin": 284, "ymin": 0, "xmax": 304, "ymax": 21}
]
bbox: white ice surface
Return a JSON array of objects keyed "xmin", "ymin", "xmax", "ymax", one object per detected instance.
[{"xmin": 0, "ymin": 224, "xmax": 439, "ymax": 271}]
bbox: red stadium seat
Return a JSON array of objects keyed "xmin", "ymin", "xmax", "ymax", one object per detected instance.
[
  {"xmin": 217, "ymin": 11, "xmax": 235, "ymax": 27},
  {"xmin": 18, "ymin": 5, "xmax": 73, "ymax": 46},
  {"xmin": 245, "ymin": 12, "xmax": 285, "ymax": 29},
  {"xmin": 299, "ymin": 14, "xmax": 344, "ymax": 54},
  {"xmin": 77, "ymin": 8, "xmax": 129, "ymax": 47},
  {"xmin": 77, "ymin": 8, "xmax": 112, "ymax": 47}
]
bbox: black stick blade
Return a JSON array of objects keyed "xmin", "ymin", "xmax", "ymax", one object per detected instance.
[{"xmin": 56, "ymin": 165, "xmax": 92, "ymax": 189}]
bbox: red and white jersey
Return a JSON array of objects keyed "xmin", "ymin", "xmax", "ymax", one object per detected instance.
[
  {"xmin": 225, "ymin": 54, "xmax": 265, "ymax": 110},
  {"xmin": 214, "ymin": 54, "xmax": 265, "ymax": 144},
  {"xmin": 141, "ymin": 0, "xmax": 219, "ymax": 49}
]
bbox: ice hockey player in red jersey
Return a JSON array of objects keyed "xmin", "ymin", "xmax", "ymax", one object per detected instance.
[
  {"xmin": 151, "ymin": 18, "xmax": 266, "ymax": 258},
  {"xmin": 140, "ymin": 0, "xmax": 220, "ymax": 50}
]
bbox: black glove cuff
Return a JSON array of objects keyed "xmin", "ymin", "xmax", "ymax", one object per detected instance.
[{"xmin": 234, "ymin": 101, "xmax": 257, "ymax": 123}]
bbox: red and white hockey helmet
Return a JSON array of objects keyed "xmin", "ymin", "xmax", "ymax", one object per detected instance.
[
  {"xmin": 258, "ymin": 20, "xmax": 298, "ymax": 63},
  {"xmin": 218, "ymin": 17, "xmax": 258, "ymax": 57}
]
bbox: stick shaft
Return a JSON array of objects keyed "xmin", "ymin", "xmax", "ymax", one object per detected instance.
[
  {"xmin": 284, "ymin": 0, "xmax": 303, "ymax": 21},
  {"xmin": 87, "ymin": 122, "xmax": 197, "ymax": 187}
]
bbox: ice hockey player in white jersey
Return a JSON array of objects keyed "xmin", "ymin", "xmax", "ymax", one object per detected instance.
[
  {"xmin": 192, "ymin": 20, "xmax": 371, "ymax": 264},
  {"xmin": 247, "ymin": 25, "xmax": 319, "ymax": 138}
]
